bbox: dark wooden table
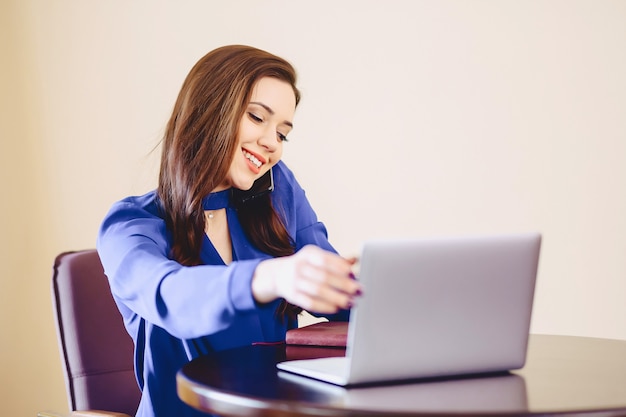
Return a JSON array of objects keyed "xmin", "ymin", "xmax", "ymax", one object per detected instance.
[{"xmin": 177, "ymin": 334, "xmax": 626, "ymax": 416}]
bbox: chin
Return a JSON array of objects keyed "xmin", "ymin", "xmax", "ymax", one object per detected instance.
[{"xmin": 234, "ymin": 179, "xmax": 255, "ymax": 191}]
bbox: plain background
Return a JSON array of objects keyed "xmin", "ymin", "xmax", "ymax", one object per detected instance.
[{"xmin": 2, "ymin": 0, "xmax": 625, "ymax": 415}]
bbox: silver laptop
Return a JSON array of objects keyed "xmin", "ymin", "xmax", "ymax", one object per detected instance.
[{"xmin": 277, "ymin": 233, "xmax": 541, "ymax": 386}]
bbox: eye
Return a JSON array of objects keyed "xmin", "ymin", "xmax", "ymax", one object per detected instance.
[
  {"xmin": 277, "ymin": 132, "xmax": 289, "ymax": 142},
  {"xmin": 248, "ymin": 112, "xmax": 263, "ymax": 123}
]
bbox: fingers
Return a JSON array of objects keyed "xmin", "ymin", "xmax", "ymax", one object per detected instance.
[
  {"xmin": 291, "ymin": 246, "xmax": 362, "ymax": 313},
  {"xmin": 300, "ymin": 246, "xmax": 356, "ymax": 278},
  {"xmin": 251, "ymin": 245, "xmax": 363, "ymax": 314}
]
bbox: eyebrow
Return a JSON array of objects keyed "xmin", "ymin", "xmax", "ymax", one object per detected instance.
[{"xmin": 249, "ymin": 101, "xmax": 293, "ymax": 128}]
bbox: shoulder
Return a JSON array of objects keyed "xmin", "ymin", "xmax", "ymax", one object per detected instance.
[
  {"xmin": 272, "ymin": 160, "xmax": 298, "ymax": 187},
  {"xmin": 269, "ymin": 160, "xmax": 322, "ymax": 227},
  {"xmin": 98, "ymin": 190, "xmax": 168, "ymax": 244},
  {"xmin": 271, "ymin": 160, "xmax": 307, "ymax": 198},
  {"xmin": 270, "ymin": 161, "xmax": 305, "ymax": 206},
  {"xmin": 102, "ymin": 190, "xmax": 162, "ymax": 221}
]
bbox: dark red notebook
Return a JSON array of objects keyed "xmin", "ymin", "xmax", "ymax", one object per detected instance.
[{"xmin": 286, "ymin": 321, "xmax": 348, "ymax": 347}]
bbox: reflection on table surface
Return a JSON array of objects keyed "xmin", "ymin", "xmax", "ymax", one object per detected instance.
[{"xmin": 279, "ymin": 370, "xmax": 527, "ymax": 414}]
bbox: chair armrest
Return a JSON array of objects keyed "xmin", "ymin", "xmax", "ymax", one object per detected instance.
[
  {"xmin": 71, "ymin": 411, "xmax": 132, "ymax": 417},
  {"xmin": 38, "ymin": 411, "xmax": 132, "ymax": 417}
]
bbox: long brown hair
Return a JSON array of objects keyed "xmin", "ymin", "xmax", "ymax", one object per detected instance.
[{"xmin": 157, "ymin": 45, "xmax": 302, "ymax": 318}]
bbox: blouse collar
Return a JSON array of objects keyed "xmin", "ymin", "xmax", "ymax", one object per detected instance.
[{"xmin": 201, "ymin": 189, "xmax": 231, "ymax": 210}]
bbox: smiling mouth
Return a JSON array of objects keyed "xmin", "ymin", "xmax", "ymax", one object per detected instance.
[{"xmin": 243, "ymin": 149, "xmax": 263, "ymax": 169}]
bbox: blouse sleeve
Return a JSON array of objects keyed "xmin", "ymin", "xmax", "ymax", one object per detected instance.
[{"xmin": 96, "ymin": 196, "xmax": 263, "ymax": 340}]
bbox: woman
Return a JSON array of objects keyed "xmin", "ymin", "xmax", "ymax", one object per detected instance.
[{"xmin": 97, "ymin": 45, "xmax": 361, "ymax": 417}]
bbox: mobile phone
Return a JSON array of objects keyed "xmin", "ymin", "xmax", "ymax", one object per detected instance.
[{"xmin": 232, "ymin": 168, "xmax": 274, "ymax": 204}]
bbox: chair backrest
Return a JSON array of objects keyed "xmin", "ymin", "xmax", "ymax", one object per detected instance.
[{"xmin": 52, "ymin": 250, "xmax": 141, "ymax": 415}]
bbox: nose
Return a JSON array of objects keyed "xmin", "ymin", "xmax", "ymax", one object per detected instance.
[{"xmin": 257, "ymin": 125, "xmax": 280, "ymax": 152}]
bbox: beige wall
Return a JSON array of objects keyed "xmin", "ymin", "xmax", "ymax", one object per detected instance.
[{"xmin": 2, "ymin": 0, "xmax": 625, "ymax": 415}]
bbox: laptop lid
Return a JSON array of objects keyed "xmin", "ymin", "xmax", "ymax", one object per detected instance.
[{"xmin": 345, "ymin": 232, "xmax": 541, "ymax": 384}]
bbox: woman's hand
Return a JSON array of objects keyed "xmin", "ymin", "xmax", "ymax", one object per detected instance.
[{"xmin": 251, "ymin": 245, "xmax": 361, "ymax": 314}]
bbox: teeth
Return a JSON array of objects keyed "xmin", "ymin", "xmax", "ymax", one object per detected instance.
[{"xmin": 243, "ymin": 150, "xmax": 262, "ymax": 168}]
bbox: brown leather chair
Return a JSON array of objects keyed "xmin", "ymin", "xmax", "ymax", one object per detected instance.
[{"xmin": 42, "ymin": 250, "xmax": 140, "ymax": 417}]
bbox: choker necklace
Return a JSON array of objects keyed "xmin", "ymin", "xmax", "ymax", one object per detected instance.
[
  {"xmin": 202, "ymin": 189, "xmax": 231, "ymax": 213},
  {"xmin": 202, "ymin": 189, "xmax": 230, "ymax": 222}
]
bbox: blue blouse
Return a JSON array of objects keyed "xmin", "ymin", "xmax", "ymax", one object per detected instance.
[{"xmin": 97, "ymin": 161, "xmax": 349, "ymax": 417}]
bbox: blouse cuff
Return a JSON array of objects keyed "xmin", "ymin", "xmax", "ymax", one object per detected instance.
[{"xmin": 229, "ymin": 258, "xmax": 264, "ymax": 312}]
